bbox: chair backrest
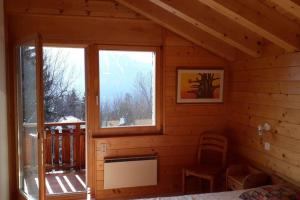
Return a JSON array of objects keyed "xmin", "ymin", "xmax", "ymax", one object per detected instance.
[{"xmin": 197, "ymin": 133, "xmax": 228, "ymax": 167}]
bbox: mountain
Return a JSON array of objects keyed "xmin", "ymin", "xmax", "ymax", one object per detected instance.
[{"xmin": 99, "ymin": 51, "xmax": 154, "ymax": 103}]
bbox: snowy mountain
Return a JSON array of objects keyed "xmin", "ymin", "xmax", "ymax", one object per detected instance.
[{"xmin": 99, "ymin": 50, "xmax": 154, "ymax": 103}]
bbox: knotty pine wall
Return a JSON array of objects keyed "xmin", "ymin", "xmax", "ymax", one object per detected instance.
[
  {"xmin": 228, "ymin": 52, "xmax": 300, "ymax": 187},
  {"xmin": 5, "ymin": 1, "xmax": 228, "ymax": 198}
]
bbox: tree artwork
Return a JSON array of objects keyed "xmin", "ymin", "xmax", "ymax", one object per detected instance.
[
  {"xmin": 177, "ymin": 69, "xmax": 224, "ymax": 103},
  {"xmin": 188, "ymin": 73, "xmax": 220, "ymax": 98}
]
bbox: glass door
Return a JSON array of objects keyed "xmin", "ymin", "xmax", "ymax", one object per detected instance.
[
  {"xmin": 43, "ymin": 46, "xmax": 87, "ymax": 196},
  {"xmin": 17, "ymin": 37, "xmax": 45, "ymax": 200}
]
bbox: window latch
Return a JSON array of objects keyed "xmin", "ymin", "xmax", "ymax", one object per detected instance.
[{"xmin": 96, "ymin": 95, "xmax": 99, "ymax": 106}]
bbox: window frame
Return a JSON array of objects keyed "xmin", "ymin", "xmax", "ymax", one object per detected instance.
[{"xmin": 92, "ymin": 45, "xmax": 163, "ymax": 136}]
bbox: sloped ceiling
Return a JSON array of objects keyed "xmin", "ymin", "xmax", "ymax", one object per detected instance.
[
  {"xmin": 116, "ymin": 0, "xmax": 300, "ymax": 61},
  {"xmin": 5, "ymin": 0, "xmax": 300, "ymax": 61}
]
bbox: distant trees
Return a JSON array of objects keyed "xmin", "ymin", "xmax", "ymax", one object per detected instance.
[
  {"xmin": 100, "ymin": 71, "xmax": 154, "ymax": 127},
  {"xmin": 22, "ymin": 47, "xmax": 38, "ymax": 123},
  {"xmin": 113, "ymin": 93, "xmax": 135, "ymax": 125},
  {"xmin": 133, "ymin": 72, "xmax": 153, "ymax": 119},
  {"xmin": 21, "ymin": 46, "xmax": 85, "ymax": 123},
  {"xmin": 43, "ymin": 49, "xmax": 85, "ymax": 122}
]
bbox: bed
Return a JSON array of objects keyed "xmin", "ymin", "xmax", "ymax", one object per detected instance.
[
  {"xmin": 138, "ymin": 189, "xmax": 248, "ymax": 200},
  {"xmin": 137, "ymin": 185, "xmax": 300, "ymax": 200}
]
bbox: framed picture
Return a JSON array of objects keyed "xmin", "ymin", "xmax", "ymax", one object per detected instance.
[{"xmin": 177, "ymin": 69, "xmax": 224, "ymax": 103}]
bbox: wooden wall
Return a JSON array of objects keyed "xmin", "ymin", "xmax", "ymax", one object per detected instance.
[
  {"xmin": 6, "ymin": 1, "xmax": 228, "ymax": 199},
  {"xmin": 228, "ymin": 52, "xmax": 300, "ymax": 187}
]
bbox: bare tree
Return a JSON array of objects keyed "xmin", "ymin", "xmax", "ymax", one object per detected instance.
[
  {"xmin": 132, "ymin": 71, "xmax": 153, "ymax": 119},
  {"xmin": 43, "ymin": 49, "xmax": 70, "ymax": 122},
  {"xmin": 22, "ymin": 47, "xmax": 85, "ymax": 124},
  {"xmin": 100, "ymin": 70, "xmax": 153, "ymax": 126},
  {"xmin": 43, "ymin": 49, "xmax": 86, "ymax": 122}
]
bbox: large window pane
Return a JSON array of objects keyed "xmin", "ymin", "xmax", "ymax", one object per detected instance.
[
  {"xmin": 99, "ymin": 50, "xmax": 156, "ymax": 128},
  {"xmin": 18, "ymin": 45, "xmax": 39, "ymax": 199}
]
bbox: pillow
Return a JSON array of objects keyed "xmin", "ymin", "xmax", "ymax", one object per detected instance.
[{"xmin": 239, "ymin": 185, "xmax": 300, "ymax": 200}]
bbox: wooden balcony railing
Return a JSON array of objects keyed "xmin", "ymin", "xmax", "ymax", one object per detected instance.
[{"xmin": 44, "ymin": 122, "xmax": 86, "ymax": 172}]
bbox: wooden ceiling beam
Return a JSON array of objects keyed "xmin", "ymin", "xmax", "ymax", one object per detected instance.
[
  {"xmin": 116, "ymin": 0, "xmax": 236, "ymax": 61},
  {"xmin": 267, "ymin": 0, "xmax": 300, "ymax": 20},
  {"xmin": 197, "ymin": 0, "xmax": 300, "ymax": 52},
  {"xmin": 149, "ymin": 0, "xmax": 262, "ymax": 57}
]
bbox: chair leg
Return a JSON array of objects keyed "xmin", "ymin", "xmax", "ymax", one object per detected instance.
[
  {"xmin": 182, "ymin": 169, "xmax": 186, "ymax": 194},
  {"xmin": 226, "ymin": 177, "xmax": 228, "ymax": 191},
  {"xmin": 209, "ymin": 179, "xmax": 214, "ymax": 193}
]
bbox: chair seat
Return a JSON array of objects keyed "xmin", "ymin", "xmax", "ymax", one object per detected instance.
[
  {"xmin": 185, "ymin": 164, "xmax": 223, "ymax": 179},
  {"xmin": 228, "ymin": 174, "xmax": 245, "ymax": 184}
]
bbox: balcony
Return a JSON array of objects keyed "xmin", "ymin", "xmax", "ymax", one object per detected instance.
[{"xmin": 23, "ymin": 122, "xmax": 86, "ymax": 195}]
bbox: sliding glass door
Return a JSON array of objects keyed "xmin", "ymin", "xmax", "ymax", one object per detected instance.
[{"xmin": 17, "ymin": 37, "xmax": 45, "ymax": 200}]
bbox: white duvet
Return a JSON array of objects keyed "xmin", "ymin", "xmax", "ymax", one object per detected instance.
[{"xmin": 137, "ymin": 190, "xmax": 248, "ymax": 200}]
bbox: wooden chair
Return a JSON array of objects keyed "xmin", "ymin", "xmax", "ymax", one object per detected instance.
[{"xmin": 182, "ymin": 133, "xmax": 228, "ymax": 193}]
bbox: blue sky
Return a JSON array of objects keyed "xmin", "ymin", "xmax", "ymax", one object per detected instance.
[{"xmin": 43, "ymin": 47, "xmax": 155, "ymax": 102}]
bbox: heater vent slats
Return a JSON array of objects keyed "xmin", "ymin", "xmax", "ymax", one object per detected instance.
[{"xmin": 104, "ymin": 155, "xmax": 157, "ymax": 163}]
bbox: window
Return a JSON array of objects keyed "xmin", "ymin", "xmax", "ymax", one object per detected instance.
[{"xmin": 96, "ymin": 46, "xmax": 161, "ymax": 135}]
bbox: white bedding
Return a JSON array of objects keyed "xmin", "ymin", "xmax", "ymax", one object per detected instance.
[{"xmin": 137, "ymin": 190, "xmax": 248, "ymax": 200}]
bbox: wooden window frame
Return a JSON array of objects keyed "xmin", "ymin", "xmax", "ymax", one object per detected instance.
[{"xmin": 91, "ymin": 45, "xmax": 163, "ymax": 137}]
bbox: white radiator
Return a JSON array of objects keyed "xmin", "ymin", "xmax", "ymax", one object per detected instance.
[{"xmin": 103, "ymin": 155, "xmax": 158, "ymax": 189}]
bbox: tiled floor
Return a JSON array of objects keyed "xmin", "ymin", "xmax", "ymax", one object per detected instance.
[{"xmin": 25, "ymin": 170, "xmax": 86, "ymax": 195}]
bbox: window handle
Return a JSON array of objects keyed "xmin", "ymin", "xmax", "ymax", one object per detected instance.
[{"xmin": 96, "ymin": 95, "xmax": 99, "ymax": 106}]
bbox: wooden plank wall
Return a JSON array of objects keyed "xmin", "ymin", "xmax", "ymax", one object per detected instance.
[
  {"xmin": 228, "ymin": 52, "xmax": 300, "ymax": 187},
  {"xmin": 94, "ymin": 32, "xmax": 228, "ymax": 199}
]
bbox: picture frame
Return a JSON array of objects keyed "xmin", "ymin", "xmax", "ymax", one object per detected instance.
[{"xmin": 176, "ymin": 68, "xmax": 224, "ymax": 103}]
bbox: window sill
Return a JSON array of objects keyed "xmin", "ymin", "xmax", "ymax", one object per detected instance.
[{"xmin": 92, "ymin": 131, "xmax": 163, "ymax": 139}]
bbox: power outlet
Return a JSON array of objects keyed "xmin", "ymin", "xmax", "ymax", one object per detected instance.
[
  {"xmin": 101, "ymin": 143, "xmax": 107, "ymax": 153},
  {"xmin": 264, "ymin": 142, "xmax": 271, "ymax": 151}
]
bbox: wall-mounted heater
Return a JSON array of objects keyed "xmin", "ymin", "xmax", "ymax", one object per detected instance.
[{"xmin": 104, "ymin": 155, "xmax": 158, "ymax": 189}]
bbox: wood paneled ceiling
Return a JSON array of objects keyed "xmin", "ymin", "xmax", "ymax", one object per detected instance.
[
  {"xmin": 116, "ymin": 0, "xmax": 300, "ymax": 60},
  {"xmin": 5, "ymin": 0, "xmax": 300, "ymax": 61}
]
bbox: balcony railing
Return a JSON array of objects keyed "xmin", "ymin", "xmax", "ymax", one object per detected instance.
[
  {"xmin": 44, "ymin": 122, "xmax": 85, "ymax": 172},
  {"xmin": 22, "ymin": 122, "xmax": 86, "ymax": 172}
]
